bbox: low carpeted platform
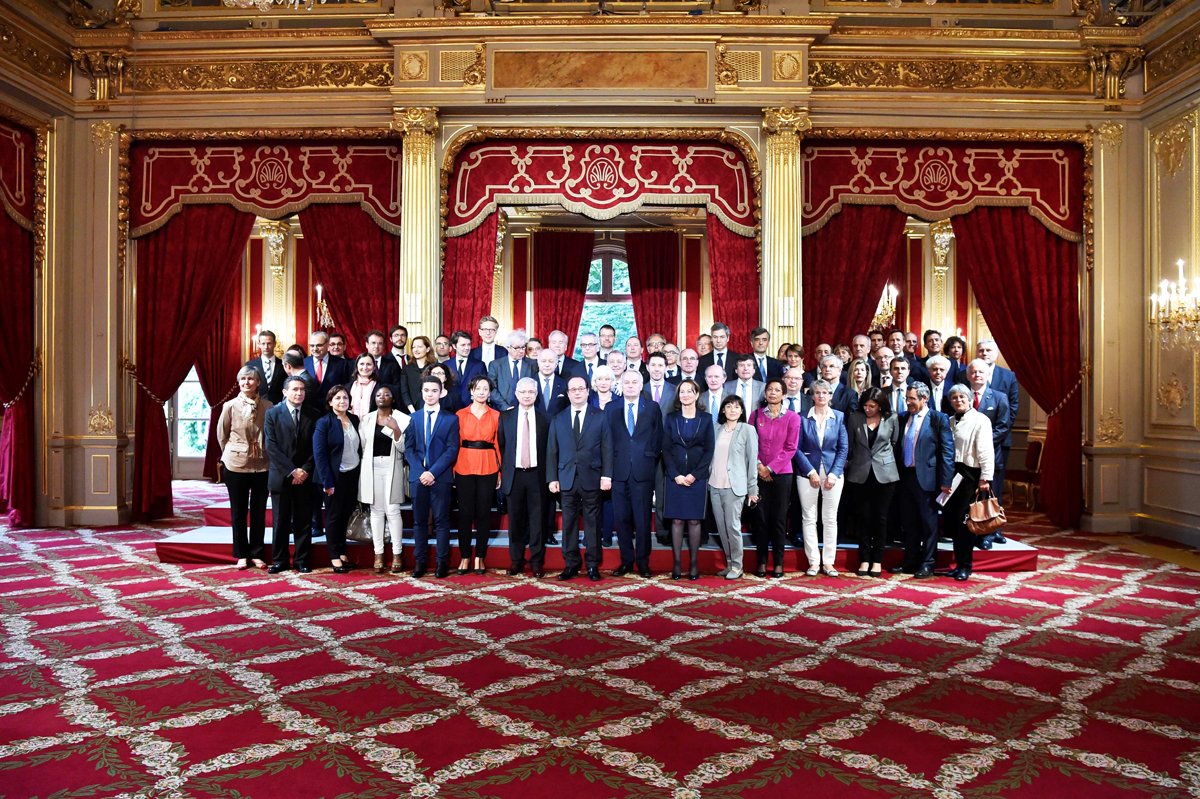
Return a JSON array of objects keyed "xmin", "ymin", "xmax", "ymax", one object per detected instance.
[{"xmin": 1, "ymin": 481, "xmax": 1197, "ymax": 798}]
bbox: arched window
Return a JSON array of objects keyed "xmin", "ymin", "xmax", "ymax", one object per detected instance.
[{"xmin": 575, "ymin": 246, "xmax": 638, "ymax": 357}]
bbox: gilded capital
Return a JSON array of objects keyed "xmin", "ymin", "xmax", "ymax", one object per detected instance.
[
  {"xmin": 71, "ymin": 48, "xmax": 128, "ymax": 101},
  {"xmin": 393, "ymin": 107, "xmax": 439, "ymax": 138},
  {"xmin": 1088, "ymin": 46, "xmax": 1144, "ymax": 101},
  {"xmin": 1096, "ymin": 121, "xmax": 1124, "ymax": 149},
  {"xmin": 90, "ymin": 121, "xmax": 118, "ymax": 153},
  {"xmin": 1154, "ymin": 120, "xmax": 1191, "ymax": 178},
  {"xmin": 258, "ymin": 220, "xmax": 290, "ymax": 271},
  {"xmin": 763, "ymin": 107, "xmax": 811, "ymax": 137}
]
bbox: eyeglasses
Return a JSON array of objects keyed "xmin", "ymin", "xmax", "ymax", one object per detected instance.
[{"xmin": 480, "ymin": 326, "xmax": 498, "ymax": 333}]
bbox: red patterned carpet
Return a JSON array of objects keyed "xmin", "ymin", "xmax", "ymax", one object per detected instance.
[{"xmin": 1, "ymin": 484, "xmax": 1198, "ymax": 798}]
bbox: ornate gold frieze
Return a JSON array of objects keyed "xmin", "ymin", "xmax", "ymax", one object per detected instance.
[
  {"xmin": 398, "ymin": 51, "xmax": 429, "ymax": 83},
  {"xmin": 1096, "ymin": 408, "xmax": 1125, "ymax": 444},
  {"xmin": 72, "ymin": 48, "xmax": 128, "ymax": 101},
  {"xmin": 87, "ymin": 405, "xmax": 115, "ymax": 435},
  {"xmin": 68, "ymin": 0, "xmax": 141, "ymax": 29},
  {"xmin": 1156, "ymin": 373, "xmax": 1188, "ymax": 417},
  {"xmin": 91, "ymin": 121, "xmax": 118, "ymax": 153},
  {"xmin": 1088, "ymin": 46, "xmax": 1144, "ymax": 100},
  {"xmin": 1096, "ymin": 121, "xmax": 1124, "ymax": 149},
  {"xmin": 371, "ymin": 16, "xmax": 838, "ymax": 30},
  {"xmin": 125, "ymin": 58, "xmax": 393, "ymax": 93},
  {"xmin": 0, "ymin": 22, "xmax": 72, "ymax": 91},
  {"xmin": 715, "ymin": 44, "xmax": 738, "ymax": 87},
  {"xmin": 773, "ymin": 52, "xmax": 803, "ymax": 82},
  {"xmin": 808, "ymin": 57, "xmax": 1092, "ymax": 94},
  {"xmin": 462, "ymin": 44, "xmax": 485, "ymax": 88},
  {"xmin": 1146, "ymin": 25, "xmax": 1200, "ymax": 92},
  {"xmin": 1154, "ymin": 120, "xmax": 1191, "ymax": 178}
]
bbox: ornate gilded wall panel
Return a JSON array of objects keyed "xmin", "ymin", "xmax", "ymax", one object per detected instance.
[
  {"xmin": 125, "ymin": 57, "xmax": 393, "ymax": 92},
  {"xmin": 491, "ymin": 50, "xmax": 709, "ymax": 91},
  {"xmin": 0, "ymin": 20, "xmax": 72, "ymax": 94},
  {"xmin": 1145, "ymin": 18, "xmax": 1200, "ymax": 92},
  {"xmin": 808, "ymin": 56, "xmax": 1092, "ymax": 94}
]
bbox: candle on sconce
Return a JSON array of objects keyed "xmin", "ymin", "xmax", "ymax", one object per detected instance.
[
  {"xmin": 1178, "ymin": 259, "xmax": 1186, "ymax": 287},
  {"xmin": 316, "ymin": 284, "xmax": 323, "ymax": 303}
]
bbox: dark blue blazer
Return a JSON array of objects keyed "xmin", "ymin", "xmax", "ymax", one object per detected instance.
[
  {"xmin": 304, "ymin": 355, "xmax": 351, "ymax": 405},
  {"xmin": 794, "ymin": 409, "xmax": 850, "ymax": 478},
  {"xmin": 556, "ymin": 355, "xmax": 585, "ymax": 381},
  {"xmin": 830, "ymin": 383, "xmax": 858, "ymax": 415},
  {"xmin": 751, "ymin": 354, "xmax": 786, "ymax": 383},
  {"xmin": 897, "ymin": 408, "xmax": 955, "ymax": 493},
  {"xmin": 588, "ymin": 389, "xmax": 620, "ymax": 409},
  {"xmin": 546, "ymin": 405, "xmax": 612, "ymax": 492},
  {"xmin": 403, "ymin": 407, "xmax": 460, "ymax": 483},
  {"xmin": 263, "ymin": 402, "xmax": 318, "ymax": 493},
  {"xmin": 662, "ymin": 411, "xmax": 714, "ymax": 481},
  {"xmin": 534, "ymin": 373, "xmax": 570, "ymax": 417},
  {"xmin": 957, "ymin": 364, "xmax": 1018, "ymax": 448},
  {"xmin": 497, "ymin": 406, "xmax": 551, "ymax": 494},
  {"xmin": 605, "ymin": 396, "xmax": 664, "ymax": 483},
  {"xmin": 312, "ymin": 412, "xmax": 362, "ymax": 490},
  {"xmin": 447, "ymin": 355, "xmax": 487, "ymax": 407},
  {"xmin": 972, "ymin": 386, "xmax": 1011, "ymax": 452}
]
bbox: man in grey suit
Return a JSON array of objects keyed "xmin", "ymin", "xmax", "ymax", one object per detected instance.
[
  {"xmin": 642, "ymin": 352, "xmax": 677, "ymax": 417},
  {"xmin": 724, "ymin": 354, "xmax": 765, "ymax": 413},
  {"xmin": 264, "ymin": 376, "xmax": 318, "ymax": 574},
  {"xmin": 488, "ymin": 329, "xmax": 536, "ymax": 411},
  {"xmin": 699, "ymin": 364, "xmax": 729, "ymax": 422}
]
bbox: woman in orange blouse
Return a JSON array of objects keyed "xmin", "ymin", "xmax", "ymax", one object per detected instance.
[{"xmin": 455, "ymin": 375, "xmax": 501, "ymax": 574}]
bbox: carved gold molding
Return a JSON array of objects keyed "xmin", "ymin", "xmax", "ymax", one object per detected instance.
[
  {"xmin": 0, "ymin": 21, "xmax": 72, "ymax": 92},
  {"xmin": 763, "ymin": 106, "xmax": 811, "ymax": 137},
  {"xmin": 1096, "ymin": 121, "xmax": 1124, "ymax": 149},
  {"xmin": 259, "ymin": 220, "xmax": 290, "ymax": 315},
  {"xmin": 1088, "ymin": 46, "xmax": 1144, "ymax": 101},
  {"xmin": 1145, "ymin": 23, "xmax": 1200, "ymax": 92},
  {"xmin": 67, "ymin": 0, "xmax": 140, "ymax": 29},
  {"xmin": 87, "ymin": 404, "xmax": 115, "ymax": 435},
  {"xmin": 1096, "ymin": 407, "xmax": 1125, "ymax": 444},
  {"xmin": 371, "ymin": 16, "xmax": 838, "ymax": 30},
  {"xmin": 393, "ymin": 107, "xmax": 439, "ymax": 138},
  {"xmin": 1156, "ymin": 373, "xmax": 1188, "ymax": 417},
  {"xmin": 398, "ymin": 51, "xmax": 428, "ymax": 83},
  {"xmin": 930, "ymin": 219, "xmax": 954, "ymax": 268},
  {"xmin": 808, "ymin": 57, "xmax": 1091, "ymax": 94},
  {"xmin": 0, "ymin": 103, "xmax": 50, "ymax": 282},
  {"xmin": 125, "ymin": 58, "xmax": 393, "ymax": 93},
  {"xmin": 71, "ymin": 48, "xmax": 128, "ymax": 101},
  {"xmin": 91, "ymin": 121, "xmax": 118, "ymax": 153},
  {"xmin": 1154, "ymin": 120, "xmax": 1191, "ymax": 178},
  {"xmin": 462, "ymin": 44, "xmax": 485, "ymax": 88},
  {"xmin": 773, "ymin": 52, "xmax": 804, "ymax": 83},
  {"xmin": 715, "ymin": 44, "xmax": 738, "ymax": 87}
]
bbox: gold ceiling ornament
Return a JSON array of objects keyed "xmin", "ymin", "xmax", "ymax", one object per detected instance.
[
  {"xmin": 71, "ymin": 48, "xmax": 128, "ymax": 101},
  {"xmin": 1096, "ymin": 121, "xmax": 1124, "ymax": 149},
  {"xmin": 0, "ymin": 22, "xmax": 72, "ymax": 88},
  {"xmin": 809, "ymin": 57, "xmax": 1092, "ymax": 94},
  {"xmin": 462, "ymin": 44, "xmax": 485, "ymax": 88},
  {"xmin": 66, "ymin": 0, "xmax": 141, "ymax": 28},
  {"xmin": 715, "ymin": 44, "xmax": 738, "ymax": 88},
  {"xmin": 1096, "ymin": 407, "xmax": 1125, "ymax": 444},
  {"xmin": 763, "ymin": 107, "xmax": 811, "ymax": 137},
  {"xmin": 1088, "ymin": 46, "xmax": 1144, "ymax": 101},
  {"xmin": 930, "ymin": 219, "xmax": 955, "ymax": 268},
  {"xmin": 1145, "ymin": 21, "xmax": 1200, "ymax": 91},
  {"xmin": 90, "ymin": 120, "xmax": 118, "ymax": 153},
  {"xmin": 87, "ymin": 404, "xmax": 115, "ymax": 435},
  {"xmin": 1154, "ymin": 120, "xmax": 1192, "ymax": 178},
  {"xmin": 1156, "ymin": 372, "xmax": 1188, "ymax": 417},
  {"xmin": 125, "ymin": 59, "xmax": 393, "ymax": 93}
]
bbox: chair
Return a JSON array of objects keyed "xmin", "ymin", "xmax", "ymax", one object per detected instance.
[{"xmin": 1006, "ymin": 439, "xmax": 1043, "ymax": 509}]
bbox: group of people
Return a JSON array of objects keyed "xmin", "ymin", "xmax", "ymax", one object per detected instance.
[{"xmin": 216, "ymin": 316, "xmax": 1018, "ymax": 583}]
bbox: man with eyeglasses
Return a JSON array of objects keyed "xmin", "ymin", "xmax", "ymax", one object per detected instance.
[
  {"xmin": 663, "ymin": 344, "xmax": 682, "ymax": 382},
  {"xmin": 578, "ymin": 333, "xmax": 603, "ymax": 382},
  {"xmin": 470, "ymin": 315, "xmax": 501, "ymax": 365},
  {"xmin": 487, "ymin": 329, "xmax": 535, "ymax": 411}
]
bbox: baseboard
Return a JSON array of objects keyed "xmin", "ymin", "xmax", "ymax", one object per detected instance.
[
  {"xmin": 1134, "ymin": 515, "xmax": 1200, "ymax": 549},
  {"xmin": 1079, "ymin": 512, "xmax": 1135, "ymax": 533}
]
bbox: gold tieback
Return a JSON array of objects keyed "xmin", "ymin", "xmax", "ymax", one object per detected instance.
[
  {"xmin": 1047, "ymin": 375, "xmax": 1082, "ymax": 416},
  {"xmin": 2, "ymin": 349, "xmax": 41, "ymax": 410},
  {"xmin": 120, "ymin": 357, "xmax": 166, "ymax": 406}
]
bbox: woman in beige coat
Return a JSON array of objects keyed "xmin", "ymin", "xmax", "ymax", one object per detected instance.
[
  {"xmin": 358, "ymin": 384, "xmax": 410, "ymax": 572},
  {"xmin": 216, "ymin": 366, "xmax": 272, "ymax": 569}
]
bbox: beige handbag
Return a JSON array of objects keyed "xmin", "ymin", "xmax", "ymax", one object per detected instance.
[{"xmin": 965, "ymin": 489, "xmax": 1007, "ymax": 536}]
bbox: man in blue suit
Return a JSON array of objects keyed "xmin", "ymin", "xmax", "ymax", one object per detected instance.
[
  {"xmin": 547, "ymin": 330, "xmax": 585, "ymax": 381},
  {"xmin": 548, "ymin": 376, "xmax": 613, "ymax": 581},
  {"xmin": 892, "ymin": 382, "xmax": 955, "ymax": 578},
  {"xmin": 264, "ymin": 376, "xmax": 319, "ymax": 574},
  {"xmin": 404, "ymin": 376, "xmax": 460, "ymax": 578},
  {"xmin": 304, "ymin": 331, "xmax": 350, "ymax": 405},
  {"xmin": 498, "ymin": 378, "xmax": 551, "ymax": 577},
  {"xmin": 447, "ymin": 330, "xmax": 486, "ymax": 407},
  {"xmin": 749, "ymin": 327, "xmax": 786, "ymax": 383},
  {"xmin": 606, "ymin": 369, "xmax": 664, "ymax": 577},
  {"xmin": 487, "ymin": 330, "xmax": 536, "ymax": 411},
  {"xmin": 533, "ymin": 349, "xmax": 570, "ymax": 417},
  {"xmin": 959, "ymin": 340, "xmax": 1019, "ymax": 546}
]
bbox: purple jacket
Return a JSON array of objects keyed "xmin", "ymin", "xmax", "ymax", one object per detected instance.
[{"xmin": 750, "ymin": 407, "xmax": 800, "ymax": 475}]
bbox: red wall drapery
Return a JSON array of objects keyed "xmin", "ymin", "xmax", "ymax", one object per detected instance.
[
  {"xmin": 532, "ymin": 230, "xmax": 594, "ymax": 350},
  {"xmin": 801, "ymin": 204, "xmax": 909, "ymax": 365},
  {"xmin": 0, "ymin": 210, "xmax": 35, "ymax": 526},
  {"xmin": 443, "ymin": 212, "xmax": 499, "ymax": 342},
  {"xmin": 133, "ymin": 204, "xmax": 255, "ymax": 520},
  {"xmin": 197, "ymin": 275, "xmax": 246, "ymax": 482},
  {"xmin": 626, "ymin": 230, "xmax": 681, "ymax": 346},
  {"xmin": 705, "ymin": 215, "xmax": 759, "ymax": 347},
  {"xmin": 299, "ymin": 203, "xmax": 400, "ymax": 348},
  {"xmin": 953, "ymin": 206, "xmax": 1083, "ymax": 528}
]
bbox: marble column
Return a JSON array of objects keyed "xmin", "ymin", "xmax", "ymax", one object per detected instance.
[
  {"xmin": 761, "ymin": 106, "xmax": 810, "ymax": 349},
  {"xmin": 394, "ymin": 106, "xmax": 442, "ymax": 340}
]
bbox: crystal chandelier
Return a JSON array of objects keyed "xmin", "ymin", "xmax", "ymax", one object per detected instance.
[
  {"xmin": 1148, "ymin": 259, "xmax": 1200, "ymax": 349},
  {"xmin": 871, "ymin": 283, "xmax": 899, "ymax": 331},
  {"xmin": 222, "ymin": 0, "xmax": 327, "ymax": 11}
]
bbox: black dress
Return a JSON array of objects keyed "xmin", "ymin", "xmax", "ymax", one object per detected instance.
[{"xmin": 663, "ymin": 412, "xmax": 713, "ymax": 521}]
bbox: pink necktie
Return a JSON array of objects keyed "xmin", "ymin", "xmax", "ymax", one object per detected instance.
[
  {"xmin": 520, "ymin": 412, "xmax": 531, "ymax": 468},
  {"xmin": 654, "ymin": 384, "xmax": 661, "ymax": 403}
]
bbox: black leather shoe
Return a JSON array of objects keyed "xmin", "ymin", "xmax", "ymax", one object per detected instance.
[
  {"xmin": 977, "ymin": 538, "xmax": 994, "ymax": 550},
  {"xmin": 332, "ymin": 565, "xmax": 350, "ymax": 575},
  {"xmin": 267, "ymin": 564, "xmax": 287, "ymax": 574},
  {"xmin": 755, "ymin": 566, "xmax": 767, "ymax": 577},
  {"xmin": 888, "ymin": 565, "xmax": 910, "ymax": 574},
  {"xmin": 671, "ymin": 568, "xmax": 682, "ymax": 580},
  {"xmin": 934, "ymin": 569, "xmax": 958, "ymax": 577},
  {"xmin": 505, "ymin": 565, "xmax": 523, "ymax": 576},
  {"xmin": 532, "ymin": 567, "xmax": 546, "ymax": 579},
  {"xmin": 637, "ymin": 567, "xmax": 652, "ymax": 578},
  {"xmin": 688, "ymin": 569, "xmax": 700, "ymax": 581},
  {"xmin": 435, "ymin": 563, "xmax": 449, "ymax": 578},
  {"xmin": 587, "ymin": 568, "xmax": 601, "ymax": 581},
  {"xmin": 913, "ymin": 569, "xmax": 935, "ymax": 579},
  {"xmin": 954, "ymin": 570, "xmax": 971, "ymax": 581},
  {"xmin": 411, "ymin": 564, "xmax": 428, "ymax": 578},
  {"xmin": 613, "ymin": 563, "xmax": 633, "ymax": 577},
  {"xmin": 992, "ymin": 532, "xmax": 1007, "ymax": 544},
  {"xmin": 557, "ymin": 567, "xmax": 578, "ymax": 581},
  {"xmin": 546, "ymin": 535, "xmax": 558, "ymax": 545},
  {"xmin": 602, "ymin": 536, "xmax": 613, "ymax": 547},
  {"xmin": 296, "ymin": 565, "xmax": 312, "ymax": 574}
]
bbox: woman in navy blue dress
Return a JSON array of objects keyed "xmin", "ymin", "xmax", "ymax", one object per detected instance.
[{"xmin": 663, "ymin": 379, "xmax": 714, "ymax": 580}]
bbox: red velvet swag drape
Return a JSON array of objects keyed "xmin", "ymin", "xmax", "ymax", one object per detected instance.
[
  {"xmin": 626, "ymin": 230, "xmax": 681, "ymax": 347},
  {"xmin": 953, "ymin": 206, "xmax": 1083, "ymax": 528},
  {"xmin": 705, "ymin": 216, "xmax": 758, "ymax": 347},
  {"xmin": 443, "ymin": 213, "xmax": 499, "ymax": 343},
  {"xmin": 197, "ymin": 276, "xmax": 246, "ymax": 482},
  {"xmin": 299, "ymin": 203, "xmax": 400, "ymax": 349},
  {"xmin": 0, "ymin": 210, "xmax": 36, "ymax": 526},
  {"xmin": 532, "ymin": 230, "xmax": 594, "ymax": 350},
  {"xmin": 133, "ymin": 204, "xmax": 255, "ymax": 520},
  {"xmin": 801, "ymin": 204, "xmax": 909, "ymax": 368}
]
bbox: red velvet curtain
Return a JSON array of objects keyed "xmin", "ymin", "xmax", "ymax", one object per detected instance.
[
  {"xmin": 299, "ymin": 203, "xmax": 400, "ymax": 347},
  {"xmin": 133, "ymin": 204, "xmax": 255, "ymax": 520},
  {"xmin": 532, "ymin": 230, "xmax": 594, "ymax": 349},
  {"xmin": 0, "ymin": 210, "xmax": 36, "ymax": 526},
  {"xmin": 196, "ymin": 275, "xmax": 246, "ymax": 482},
  {"xmin": 443, "ymin": 213, "xmax": 499, "ymax": 343},
  {"xmin": 626, "ymin": 230, "xmax": 681, "ymax": 346},
  {"xmin": 801, "ymin": 205, "xmax": 909, "ymax": 367},
  {"xmin": 953, "ymin": 206, "xmax": 1083, "ymax": 528},
  {"xmin": 705, "ymin": 217, "xmax": 758, "ymax": 347}
]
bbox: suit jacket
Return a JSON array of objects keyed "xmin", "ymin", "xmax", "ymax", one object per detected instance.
[
  {"xmin": 304, "ymin": 355, "xmax": 351, "ymax": 404},
  {"xmin": 750, "ymin": 354, "xmax": 786, "ymax": 383},
  {"xmin": 969, "ymin": 386, "xmax": 1011, "ymax": 452},
  {"xmin": 957, "ymin": 364, "xmax": 1018, "ymax": 448},
  {"xmin": 546, "ymin": 405, "xmax": 612, "ymax": 492},
  {"xmin": 470, "ymin": 342, "xmax": 501, "ymax": 366},
  {"xmin": 246, "ymin": 356, "xmax": 286, "ymax": 404},
  {"xmin": 578, "ymin": 357, "xmax": 603, "ymax": 384},
  {"xmin": 782, "ymin": 393, "xmax": 814, "ymax": 418},
  {"xmin": 928, "ymin": 381, "xmax": 954, "ymax": 416},
  {"xmin": 724, "ymin": 379, "xmax": 765, "ymax": 411},
  {"xmin": 555, "ymin": 355, "xmax": 584, "ymax": 381},
  {"xmin": 534, "ymin": 373, "xmax": 570, "ymax": 416},
  {"xmin": 487, "ymin": 356, "xmax": 536, "ymax": 411},
  {"xmin": 358, "ymin": 410, "xmax": 408, "ymax": 505},
  {"xmin": 883, "ymin": 381, "xmax": 915, "ymax": 419},
  {"xmin": 662, "ymin": 411, "xmax": 714, "ymax": 481},
  {"xmin": 904, "ymin": 354, "xmax": 931, "ymax": 385},
  {"xmin": 264, "ymin": 402, "xmax": 318, "ymax": 493},
  {"xmin": 844, "ymin": 413, "xmax": 901, "ymax": 484},
  {"xmin": 830, "ymin": 383, "xmax": 858, "ymax": 415},
  {"xmin": 698, "ymin": 389, "xmax": 730, "ymax": 422},
  {"xmin": 447, "ymin": 355, "xmax": 487, "ymax": 406},
  {"xmin": 718, "ymin": 422, "xmax": 759, "ymax": 497},
  {"xmin": 642, "ymin": 381, "xmax": 678, "ymax": 418},
  {"xmin": 312, "ymin": 412, "xmax": 362, "ymax": 491},
  {"xmin": 403, "ymin": 407, "xmax": 460, "ymax": 483},
  {"xmin": 897, "ymin": 408, "xmax": 955, "ymax": 493},
  {"xmin": 497, "ymin": 406, "xmax": 551, "ymax": 493},
  {"xmin": 398, "ymin": 361, "xmax": 434, "ymax": 413},
  {"xmin": 698, "ymin": 350, "xmax": 739, "ymax": 380},
  {"xmin": 794, "ymin": 408, "xmax": 850, "ymax": 478},
  {"xmin": 373, "ymin": 355, "xmax": 404, "ymax": 397},
  {"xmin": 605, "ymin": 396, "xmax": 664, "ymax": 483}
]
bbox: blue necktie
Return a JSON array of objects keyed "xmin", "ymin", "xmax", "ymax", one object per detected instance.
[
  {"xmin": 626, "ymin": 403, "xmax": 635, "ymax": 435},
  {"xmin": 424, "ymin": 410, "xmax": 433, "ymax": 468},
  {"xmin": 510, "ymin": 360, "xmax": 519, "ymax": 401},
  {"xmin": 787, "ymin": 397, "xmax": 796, "ymax": 413},
  {"xmin": 904, "ymin": 415, "xmax": 918, "ymax": 467},
  {"xmin": 587, "ymin": 362, "xmax": 594, "ymax": 380}
]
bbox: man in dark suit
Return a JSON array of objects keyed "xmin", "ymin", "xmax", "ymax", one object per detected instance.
[
  {"xmin": 447, "ymin": 330, "xmax": 486, "ymax": 406},
  {"xmin": 926, "ymin": 355, "xmax": 955, "ymax": 414},
  {"xmin": 404, "ymin": 376, "xmax": 461, "ymax": 578},
  {"xmin": 246, "ymin": 329, "xmax": 286, "ymax": 404},
  {"xmin": 547, "ymin": 330, "xmax": 584, "ymax": 381},
  {"xmin": 885, "ymin": 356, "xmax": 916, "ymax": 418},
  {"xmin": 699, "ymin": 364, "xmax": 729, "ymax": 422},
  {"xmin": 889, "ymin": 329, "xmax": 929, "ymax": 385},
  {"xmin": 365, "ymin": 329, "xmax": 403, "ymax": 394},
  {"xmin": 676, "ymin": 348, "xmax": 702, "ymax": 385},
  {"xmin": 892, "ymin": 382, "xmax": 955, "ymax": 578},
  {"xmin": 959, "ymin": 340, "xmax": 1019, "ymax": 545},
  {"xmin": 488, "ymin": 330, "xmax": 536, "ymax": 411},
  {"xmin": 547, "ymin": 376, "xmax": 613, "ymax": 581},
  {"xmin": 577, "ymin": 332, "xmax": 603, "ymax": 383},
  {"xmin": 498, "ymin": 378, "xmax": 551, "ymax": 576},
  {"xmin": 801, "ymin": 343, "xmax": 833, "ymax": 389},
  {"xmin": 264, "ymin": 376, "xmax": 319, "ymax": 573},
  {"xmin": 304, "ymin": 331, "xmax": 350, "ymax": 404},
  {"xmin": 642, "ymin": 353, "xmax": 677, "ymax": 417},
  {"xmin": 387, "ymin": 325, "xmax": 409, "ymax": 373},
  {"xmin": 469, "ymin": 315, "xmax": 501, "ymax": 366},
  {"xmin": 533, "ymin": 349, "xmax": 570, "ymax": 417},
  {"xmin": 605, "ymin": 369, "xmax": 664, "ymax": 577},
  {"xmin": 814, "ymin": 356, "xmax": 857, "ymax": 415},
  {"xmin": 749, "ymin": 327, "xmax": 786, "ymax": 383},
  {"xmin": 698, "ymin": 322, "xmax": 739, "ymax": 380},
  {"xmin": 724, "ymin": 354, "xmax": 765, "ymax": 412},
  {"xmin": 850, "ymin": 334, "xmax": 882, "ymax": 388}
]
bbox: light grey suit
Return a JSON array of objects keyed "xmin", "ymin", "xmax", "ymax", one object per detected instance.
[
  {"xmin": 723, "ymin": 379, "xmax": 764, "ymax": 414},
  {"xmin": 708, "ymin": 421, "xmax": 759, "ymax": 577},
  {"xmin": 487, "ymin": 356, "xmax": 536, "ymax": 411},
  {"xmin": 845, "ymin": 413, "xmax": 901, "ymax": 485},
  {"xmin": 699, "ymin": 389, "xmax": 730, "ymax": 423}
]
